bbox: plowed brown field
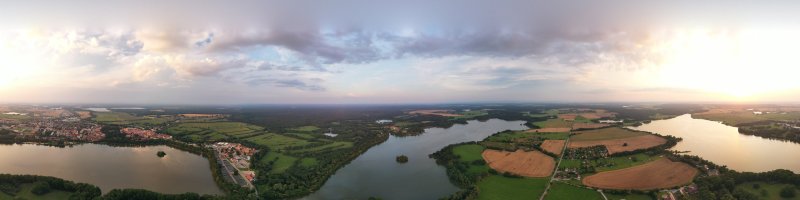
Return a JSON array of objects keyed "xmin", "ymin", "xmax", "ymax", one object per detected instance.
[
  {"xmin": 583, "ymin": 158, "xmax": 698, "ymax": 190},
  {"xmin": 540, "ymin": 140, "xmax": 566, "ymax": 155},
  {"xmin": 482, "ymin": 149, "xmax": 555, "ymax": 177},
  {"xmin": 568, "ymin": 135, "xmax": 666, "ymax": 154}
]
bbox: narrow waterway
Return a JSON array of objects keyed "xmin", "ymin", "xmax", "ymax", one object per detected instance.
[
  {"xmin": 304, "ymin": 119, "xmax": 528, "ymax": 200},
  {"xmin": 630, "ymin": 114, "xmax": 800, "ymax": 173},
  {"xmin": 0, "ymin": 144, "xmax": 223, "ymax": 194}
]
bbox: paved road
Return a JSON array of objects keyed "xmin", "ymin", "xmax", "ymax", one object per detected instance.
[{"xmin": 539, "ymin": 137, "xmax": 570, "ymax": 200}]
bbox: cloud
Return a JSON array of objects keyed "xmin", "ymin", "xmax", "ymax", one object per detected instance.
[{"xmin": 245, "ymin": 77, "xmax": 325, "ymax": 91}]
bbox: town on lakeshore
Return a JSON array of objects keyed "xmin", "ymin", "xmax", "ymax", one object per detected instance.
[
  {"xmin": 3, "ymin": 1, "xmax": 800, "ymax": 200},
  {"xmin": 2, "ymin": 104, "xmax": 800, "ymax": 200}
]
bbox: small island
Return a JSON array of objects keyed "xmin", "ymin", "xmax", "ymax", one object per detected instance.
[
  {"xmin": 157, "ymin": 151, "xmax": 166, "ymax": 158},
  {"xmin": 395, "ymin": 155, "xmax": 408, "ymax": 163}
]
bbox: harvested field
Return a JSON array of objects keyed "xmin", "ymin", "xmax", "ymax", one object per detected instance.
[
  {"xmin": 568, "ymin": 135, "xmax": 666, "ymax": 154},
  {"xmin": 540, "ymin": 140, "xmax": 566, "ymax": 155},
  {"xmin": 526, "ymin": 127, "xmax": 571, "ymax": 133},
  {"xmin": 558, "ymin": 114, "xmax": 577, "ymax": 121},
  {"xmin": 582, "ymin": 158, "xmax": 698, "ymax": 190},
  {"xmin": 571, "ymin": 127, "xmax": 647, "ymax": 141},
  {"xmin": 482, "ymin": 149, "xmax": 555, "ymax": 177},
  {"xmin": 572, "ymin": 123, "xmax": 611, "ymax": 130},
  {"xmin": 408, "ymin": 109, "xmax": 463, "ymax": 117}
]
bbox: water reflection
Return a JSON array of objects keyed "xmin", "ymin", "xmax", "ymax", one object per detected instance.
[
  {"xmin": 305, "ymin": 119, "xmax": 528, "ymax": 200},
  {"xmin": 631, "ymin": 114, "xmax": 800, "ymax": 173},
  {"xmin": 0, "ymin": 144, "xmax": 223, "ymax": 194}
]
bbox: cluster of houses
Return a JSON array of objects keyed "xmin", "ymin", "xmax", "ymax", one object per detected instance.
[
  {"xmin": 121, "ymin": 127, "xmax": 173, "ymax": 141},
  {"xmin": 212, "ymin": 142, "xmax": 258, "ymax": 186},
  {"xmin": 3, "ymin": 118, "xmax": 105, "ymax": 142}
]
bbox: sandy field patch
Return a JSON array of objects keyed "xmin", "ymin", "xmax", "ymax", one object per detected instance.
[
  {"xmin": 582, "ymin": 158, "xmax": 698, "ymax": 190},
  {"xmin": 572, "ymin": 123, "xmax": 610, "ymax": 130},
  {"xmin": 540, "ymin": 140, "xmax": 566, "ymax": 156},
  {"xmin": 76, "ymin": 111, "xmax": 92, "ymax": 119},
  {"xmin": 482, "ymin": 149, "xmax": 555, "ymax": 177},
  {"xmin": 558, "ymin": 114, "xmax": 577, "ymax": 121},
  {"xmin": 408, "ymin": 109, "xmax": 463, "ymax": 117},
  {"xmin": 568, "ymin": 135, "xmax": 666, "ymax": 154},
  {"xmin": 526, "ymin": 127, "xmax": 572, "ymax": 133}
]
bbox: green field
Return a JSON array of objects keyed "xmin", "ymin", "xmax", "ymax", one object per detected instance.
[
  {"xmin": 736, "ymin": 182, "xmax": 800, "ymax": 200},
  {"xmin": 0, "ymin": 114, "xmax": 31, "ymax": 120},
  {"xmin": 573, "ymin": 115, "xmax": 592, "ymax": 123},
  {"xmin": 92, "ymin": 112, "xmax": 142, "ymax": 124},
  {"xmin": 0, "ymin": 183, "xmax": 74, "ymax": 200},
  {"xmin": 451, "ymin": 144, "xmax": 490, "ymax": 175},
  {"xmin": 526, "ymin": 109, "xmax": 560, "ymax": 118},
  {"xmin": 605, "ymin": 193, "xmax": 654, "ymax": 200},
  {"xmin": 165, "ymin": 121, "xmax": 265, "ymax": 142},
  {"xmin": 534, "ymin": 119, "xmax": 572, "ymax": 128},
  {"xmin": 452, "ymin": 144, "xmax": 485, "ymax": 162},
  {"xmin": 292, "ymin": 141, "xmax": 353, "ymax": 153},
  {"xmin": 244, "ymin": 133, "xmax": 312, "ymax": 149},
  {"xmin": 92, "ymin": 112, "xmax": 175, "ymax": 125},
  {"xmin": 452, "ymin": 110, "xmax": 489, "ymax": 119},
  {"xmin": 299, "ymin": 157, "xmax": 319, "ymax": 167},
  {"xmin": 487, "ymin": 131, "xmax": 570, "ymax": 142},
  {"xmin": 559, "ymin": 153, "xmax": 659, "ymax": 172},
  {"xmin": 260, "ymin": 152, "xmax": 298, "ymax": 174},
  {"xmin": 544, "ymin": 182, "xmax": 603, "ymax": 200},
  {"xmin": 571, "ymin": 127, "xmax": 646, "ymax": 141},
  {"xmin": 288, "ymin": 125, "xmax": 321, "ymax": 132},
  {"xmin": 477, "ymin": 176, "xmax": 549, "ymax": 200}
]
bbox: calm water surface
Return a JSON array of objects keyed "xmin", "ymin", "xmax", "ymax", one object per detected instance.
[
  {"xmin": 631, "ymin": 114, "xmax": 800, "ymax": 173},
  {"xmin": 0, "ymin": 144, "xmax": 223, "ymax": 194},
  {"xmin": 304, "ymin": 119, "xmax": 527, "ymax": 200}
]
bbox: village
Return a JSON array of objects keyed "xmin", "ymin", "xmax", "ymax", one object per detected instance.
[{"xmin": 0, "ymin": 107, "xmax": 259, "ymax": 189}]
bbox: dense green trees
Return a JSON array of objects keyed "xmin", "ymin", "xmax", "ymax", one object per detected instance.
[
  {"xmin": 396, "ymin": 155, "xmax": 409, "ymax": 163},
  {"xmin": 781, "ymin": 186, "xmax": 797, "ymax": 198},
  {"xmin": 30, "ymin": 181, "xmax": 51, "ymax": 195},
  {"xmin": 0, "ymin": 174, "xmax": 101, "ymax": 199}
]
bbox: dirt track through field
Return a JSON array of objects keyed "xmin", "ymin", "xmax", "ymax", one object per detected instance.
[
  {"xmin": 582, "ymin": 158, "xmax": 698, "ymax": 190},
  {"xmin": 482, "ymin": 149, "xmax": 555, "ymax": 177},
  {"xmin": 568, "ymin": 135, "xmax": 666, "ymax": 154},
  {"xmin": 540, "ymin": 140, "xmax": 566, "ymax": 156},
  {"xmin": 526, "ymin": 128, "xmax": 572, "ymax": 133}
]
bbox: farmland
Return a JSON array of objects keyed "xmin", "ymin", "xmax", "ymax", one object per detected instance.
[
  {"xmin": 559, "ymin": 153, "xmax": 660, "ymax": 172},
  {"xmin": 476, "ymin": 176, "xmax": 548, "ymax": 200},
  {"xmin": 482, "ymin": 149, "xmax": 555, "ymax": 177},
  {"xmin": 165, "ymin": 121, "xmax": 264, "ymax": 142},
  {"xmin": 582, "ymin": 158, "xmax": 698, "ymax": 190},
  {"xmin": 568, "ymin": 135, "xmax": 666, "ymax": 154},
  {"xmin": 540, "ymin": 140, "xmax": 566, "ymax": 156},
  {"xmin": 543, "ymin": 182, "xmax": 603, "ymax": 200},
  {"xmin": 533, "ymin": 119, "xmax": 573, "ymax": 128},
  {"xmin": 571, "ymin": 127, "xmax": 647, "ymax": 141}
]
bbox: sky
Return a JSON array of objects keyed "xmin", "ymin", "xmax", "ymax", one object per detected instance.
[{"xmin": 1, "ymin": 0, "xmax": 800, "ymax": 104}]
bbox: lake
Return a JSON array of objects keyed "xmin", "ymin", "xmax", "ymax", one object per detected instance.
[
  {"xmin": 631, "ymin": 114, "xmax": 800, "ymax": 173},
  {"xmin": 304, "ymin": 119, "xmax": 528, "ymax": 200},
  {"xmin": 0, "ymin": 143, "xmax": 223, "ymax": 194}
]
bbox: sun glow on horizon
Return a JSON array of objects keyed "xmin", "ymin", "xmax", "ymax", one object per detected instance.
[{"xmin": 655, "ymin": 28, "xmax": 800, "ymax": 100}]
